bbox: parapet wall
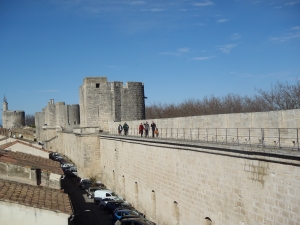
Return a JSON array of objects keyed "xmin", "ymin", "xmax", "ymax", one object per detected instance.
[{"xmin": 108, "ymin": 109, "xmax": 300, "ymax": 132}]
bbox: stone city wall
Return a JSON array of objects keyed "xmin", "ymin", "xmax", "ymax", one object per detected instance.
[
  {"xmin": 41, "ymin": 109, "xmax": 300, "ymax": 224},
  {"xmin": 98, "ymin": 136, "xmax": 300, "ymax": 225},
  {"xmin": 45, "ymin": 132, "xmax": 100, "ymax": 178}
]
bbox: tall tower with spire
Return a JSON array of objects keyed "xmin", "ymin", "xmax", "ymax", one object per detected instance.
[{"xmin": 3, "ymin": 95, "xmax": 8, "ymax": 111}]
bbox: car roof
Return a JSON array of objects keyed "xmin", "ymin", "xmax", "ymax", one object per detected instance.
[
  {"xmin": 89, "ymin": 187, "xmax": 102, "ymax": 190},
  {"xmin": 94, "ymin": 189, "xmax": 112, "ymax": 193},
  {"xmin": 115, "ymin": 209, "xmax": 138, "ymax": 213},
  {"xmin": 120, "ymin": 217, "xmax": 155, "ymax": 225}
]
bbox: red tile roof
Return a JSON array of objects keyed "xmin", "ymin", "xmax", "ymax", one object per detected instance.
[
  {"xmin": 0, "ymin": 178, "xmax": 73, "ymax": 215},
  {"xmin": 0, "ymin": 150, "xmax": 63, "ymax": 175}
]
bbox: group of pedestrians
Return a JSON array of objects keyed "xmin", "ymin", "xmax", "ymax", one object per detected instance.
[
  {"xmin": 117, "ymin": 121, "xmax": 159, "ymax": 137},
  {"xmin": 118, "ymin": 122, "xmax": 129, "ymax": 135},
  {"xmin": 139, "ymin": 121, "xmax": 158, "ymax": 138}
]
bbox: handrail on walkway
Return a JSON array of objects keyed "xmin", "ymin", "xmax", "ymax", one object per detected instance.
[{"xmin": 108, "ymin": 128, "xmax": 300, "ymax": 151}]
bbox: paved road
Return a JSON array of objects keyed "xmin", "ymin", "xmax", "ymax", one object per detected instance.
[{"xmin": 61, "ymin": 176, "xmax": 113, "ymax": 225}]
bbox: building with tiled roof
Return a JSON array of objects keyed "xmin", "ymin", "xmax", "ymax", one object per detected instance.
[
  {"xmin": 0, "ymin": 149, "xmax": 63, "ymax": 189},
  {"xmin": 0, "ymin": 139, "xmax": 50, "ymax": 158},
  {"xmin": 0, "ymin": 178, "xmax": 73, "ymax": 225}
]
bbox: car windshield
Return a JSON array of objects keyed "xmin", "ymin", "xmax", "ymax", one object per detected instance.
[{"xmin": 126, "ymin": 211, "xmax": 139, "ymax": 216}]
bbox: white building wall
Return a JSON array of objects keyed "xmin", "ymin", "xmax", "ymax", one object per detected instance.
[{"xmin": 0, "ymin": 201, "xmax": 69, "ymax": 225}]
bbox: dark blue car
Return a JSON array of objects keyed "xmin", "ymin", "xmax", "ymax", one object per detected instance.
[{"xmin": 112, "ymin": 209, "xmax": 140, "ymax": 223}]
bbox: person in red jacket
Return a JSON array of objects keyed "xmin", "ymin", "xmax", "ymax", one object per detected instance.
[{"xmin": 138, "ymin": 123, "xmax": 144, "ymax": 137}]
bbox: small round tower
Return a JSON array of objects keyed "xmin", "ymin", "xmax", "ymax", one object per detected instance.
[{"xmin": 2, "ymin": 96, "xmax": 25, "ymax": 128}]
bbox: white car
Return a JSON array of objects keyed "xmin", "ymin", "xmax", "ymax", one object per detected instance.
[
  {"xmin": 61, "ymin": 163, "xmax": 74, "ymax": 168},
  {"xmin": 94, "ymin": 190, "xmax": 117, "ymax": 204}
]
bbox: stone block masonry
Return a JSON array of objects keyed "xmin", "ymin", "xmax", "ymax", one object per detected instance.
[
  {"xmin": 98, "ymin": 135, "xmax": 300, "ymax": 225},
  {"xmin": 79, "ymin": 77, "xmax": 145, "ymax": 130}
]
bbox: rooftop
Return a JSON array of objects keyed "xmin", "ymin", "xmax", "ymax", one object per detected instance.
[
  {"xmin": 0, "ymin": 178, "xmax": 73, "ymax": 215},
  {"xmin": 0, "ymin": 149, "xmax": 63, "ymax": 175}
]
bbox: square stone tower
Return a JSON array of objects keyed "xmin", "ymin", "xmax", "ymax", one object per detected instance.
[{"xmin": 79, "ymin": 77, "xmax": 145, "ymax": 130}]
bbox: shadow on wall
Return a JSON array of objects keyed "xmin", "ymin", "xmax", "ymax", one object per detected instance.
[{"xmin": 205, "ymin": 217, "xmax": 212, "ymax": 225}]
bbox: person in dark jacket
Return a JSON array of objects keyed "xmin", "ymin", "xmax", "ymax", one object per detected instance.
[
  {"xmin": 118, "ymin": 124, "xmax": 123, "ymax": 135},
  {"xmin": 151, "ymin": 121, "xmax": 156, "ymax": 138},
  {"xmin": 144, "ymin": 121, "xmax": 149, "ymax": 137},
  {"xmin": 123, "ymin": 122, "xmax": 129, "ymax": 135}
]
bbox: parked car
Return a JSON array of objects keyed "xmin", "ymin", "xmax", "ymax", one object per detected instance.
[
  {"xmin": 112, "ymin": 209, "xmax": 141, "ymax": 223},
  {"xmin": 64, "ymin": 170, "xmax": 78, "ymax": 178},
  {"xmin": 79, "ymin": 178, "xmax": 92, "ymax": 190},
  {"xmin": 99, "ymin": 196, "xmax": 129, "ymax": 209},
  {"xmin": 99, "ymin": 197, "xmax": 117, "ymax": 209},
  {"xmin": 86, "ymin": 186, "xmax": 105, "ymax": 199},
  {"xmin": 61, "ymin": 162, "xmax": 75, "ymax": 168},
  {"xmin": 64, "ymin": 167, "xmax": 78, "ymax": 177},
  {"xmin": 53, "ymin": 155, "xmax": 64, "ymax": 161},
  {"xmin": 94, "ymin": 190, "xmax": 118, "ymax": 204},
  {"xmin": 63, "ymin": 165, "xmax": 77, "ymax": 171},
  {"xmin": 103, "ymin": 201, "xmax": 135, "ymax": 215},
  {"xmin": 116, "ymin": 217, "xmax": 156, "ymax": 225},
  {"xmin": 49, "ymin": 152, "xmax": 62, "ymax": 160}
]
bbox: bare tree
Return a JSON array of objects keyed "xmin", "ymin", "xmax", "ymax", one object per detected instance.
[
  {"xmin": 146, "ymin": 80, "xmax": 300, "ymax": 119},
  {"xmin": 25, "ymin": 114, "xmax": 35, "ymax": 127}
]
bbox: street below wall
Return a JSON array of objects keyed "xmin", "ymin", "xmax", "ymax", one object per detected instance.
[{"xmin": 61, "ymin": 176, "xmax": 112, "ymax": 225}]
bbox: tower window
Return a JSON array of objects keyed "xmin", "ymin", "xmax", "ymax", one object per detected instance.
[{"xmin": 96, "ymin": 83, "xmax": 100, "ymax": 88}]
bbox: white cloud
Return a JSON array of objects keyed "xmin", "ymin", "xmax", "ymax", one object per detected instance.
[
  {"xmin": 192, "ymin": 56, "xmax": 213, "ymax": 60},
  {"xmin": 192, "ymin": 1, "xmax": 214, "ymax": 7},
  {"xmin": 269, "ymin": 26, "xmax": 300, "ymax": 42},
  {"xmin": 178, "ymin": 48, "xmax": 191, "ymax": 53},
  {"xmin": 285, "ymin": 1, "xmax": 300, "ymax": 6},
  {"xmin": 216, "ymin": 44, "xmax": 237, "ymax": 54},
  {"xmin": 160, "ymin": 47, "xmax": 191, "ymax": 56},
  {"xmin": 217, "ymin": 19, "xmax": 228, "ymax": 23},
  {"xmin": 149, "ymin": 8, "xmax": 165, "ymax": 12},
  {"xmin": 231, "ymin": 33, "xmax": 241, "ymax": 40},
  {"xmin": 130, "ymin": 1, "xmax": 146, "ymax": 5}
]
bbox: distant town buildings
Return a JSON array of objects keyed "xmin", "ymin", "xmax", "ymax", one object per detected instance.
[{"xmin": 2, "ymin": 95, "xmax": 25, "ymax": 128}]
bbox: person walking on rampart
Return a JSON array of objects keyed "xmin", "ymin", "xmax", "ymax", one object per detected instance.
[
  {"xmin": 138, "ymin": 123, "xmax": 144, "ymax": 137},
  {"xmin": 118, "ymin": 124, "xmax": 123, "ymax": 135},
  {"xmin": 151, "ymin": 121, "xmax": 156, "ymax": 138},
  {"xmin": 123, "ymin": 122, "xmax": 129, "ymax": 135},
  {"xmin": 144, "ymin": 121, "xmax": 149, "ymax": 137},
  {"xmin": 154, "ymin": 128, "xmax": 159, "ymax": 137}
]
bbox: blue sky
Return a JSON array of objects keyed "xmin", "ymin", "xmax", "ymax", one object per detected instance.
[{"xmin": 1, "ymin": 0, "xmax": 300, "ymax": 124}]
